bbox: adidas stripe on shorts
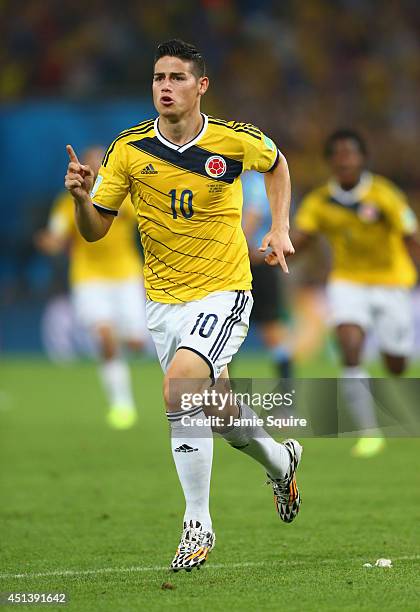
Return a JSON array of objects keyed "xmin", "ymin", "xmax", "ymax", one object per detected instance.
[{"xmin": 146, "ymin": 290, "xmax": 253, "ymax": 380}]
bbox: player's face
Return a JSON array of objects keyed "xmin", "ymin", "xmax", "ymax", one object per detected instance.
[
  {"xmin": 152, "ymin": 56, "xmax": 208, "ymax": 119},
  {"xmin": 329, "ymin": 139, "xmax": 365, "ymax": 187},
  {"xmin": 83, "ymin": 147, "xmax": 105, "ymax": 177}
]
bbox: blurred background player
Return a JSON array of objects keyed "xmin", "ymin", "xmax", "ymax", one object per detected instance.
[
  {"xmin": 242, "ymin": 170, "xmax": 293, "ymax": 380},
  {"xmin": 293, "ymin": 130, "xmax": 419, "ymax": 457},
  {"xmin": 36, "ymin": 146, "xmax": 147, "ymax": 430}
]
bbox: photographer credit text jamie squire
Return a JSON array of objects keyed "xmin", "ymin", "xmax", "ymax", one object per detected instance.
[
  {"xmin": 179, "ymin": 389, "xmax": 307, "ymax": 429},
  {"xmin": 180, "ymin": 413, "xmax": 307, "ymax": 429}
]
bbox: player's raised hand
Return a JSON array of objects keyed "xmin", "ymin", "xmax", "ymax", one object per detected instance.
[
  {"xmin": 259, "ymin": 229, "xmax": 295, "ymax": 273},
  {"xmin": 65, "ymin": 145, "xmax": 95, "ymax": 202}
]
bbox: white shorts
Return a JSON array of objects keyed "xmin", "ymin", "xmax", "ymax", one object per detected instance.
[
  {"xmin": 327, "ymin": 280, "xmax": 414, "ymax": 356},
  {"xmin": 146, "ymin": 290, "xmax": 253, "ymax": 380},
  {"xmin": 72, "ymin": 278, "xmax": 147, "ymax": 341}
]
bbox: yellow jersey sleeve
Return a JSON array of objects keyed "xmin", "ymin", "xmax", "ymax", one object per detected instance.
[
  {"xmin": 241, "ymin": 127, "xmax": 279, "ymax": 173},
  {"xmin": 48, "ymin": 191, "xmax": 75, "ymax": 238},
  {"xmin": 384, "ymin": 185, "xmax": 418, "ymax": 236},
  {"xmin": 294, "ymin": 194, "xmax": 322, "ymax": 234},
  {"xmin": 91, "ymin": 137, "xmax": 130, "ymax": 215}
]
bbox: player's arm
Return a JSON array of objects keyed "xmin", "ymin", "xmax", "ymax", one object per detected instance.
[
  {"xmin": 34, "ymin": 228, "xmax": 66, "ymax": 255},
  {"xmin": 289, "ymin": 228, "xmax": 314, "ymax": 253},
  {"xmin": 291, "ymin": 192, "xmax": 321, "ymax": 253},
  {"xmin": 404, "ymin": 233, "xmax": 420, "ymax": 261},
  {"xmin": 34, "ymin": 193, "xmax": 73, "ymax": 255},
  {"xmin": 242, "ymin": 207, "xmax": 262, "ymax": 243},
  {"xmin": 260, "ymin": 154, "xmax": 294, "ymax": 272},
  {"xmin": 65, "ymin": 145, "xmax": 114, "ymax": 242},
  {"xmin": 242, "ymin": 206, "xmax": 265, "ymax": 264},
  {"xmin": 386, "ymin": 186, "xmax": 420, "ymax": 261}
]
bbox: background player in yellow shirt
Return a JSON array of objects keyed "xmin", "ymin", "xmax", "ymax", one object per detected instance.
[
  {"xmin": 293, "ymin": 130, "xmax": 419, "ymax": 457},
  {"xmin": 64, "ymin": 39, "xmax": 302, "ymax": 572},
  {"xmin": 36, "ymin": 146, "xmax": 147, "ymax": 430}
]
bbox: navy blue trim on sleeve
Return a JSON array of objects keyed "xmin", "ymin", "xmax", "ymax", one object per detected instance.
[
  {"xmin": 93, "ymin": 203, "xmax": 118, "ymax": 216},
  {"xmin": 264, "ymin": 148, "xmax": 281, "ymax": 173}
]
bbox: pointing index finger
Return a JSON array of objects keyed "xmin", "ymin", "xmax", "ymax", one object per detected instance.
[
  {"xmin": 66, "ymin": 144, "xmax": 80, "ymax": 164},
  {"xmin": 278, "ymin": 253, "xmax": 289, "ymax": 274}
]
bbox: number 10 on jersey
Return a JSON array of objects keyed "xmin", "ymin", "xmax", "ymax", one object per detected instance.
[{"xmin": 169, "ymin": 189, "xmax": 194, "ymax": 219}]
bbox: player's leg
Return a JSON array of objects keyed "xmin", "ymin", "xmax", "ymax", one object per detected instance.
[
  {"xmin": 382, "ymin": 354, "xmax": 406, "ymax": 375},
  {"xmin": 177, "ymin": 290, "xmax": 302, "ymax": 525},
  {"xmin": 329, "ymin": 281, "xmax": 384, "ymax": 457},
  {"xmin": 215, "ymin": 367, "xmax": 294, "ymax": 481},
  {"xmin": 375, "ymin": 287, "xmax": 413, "ymax": 377},
  {"xmin": 252, "ymin": 262, "xmax": 293, "ymax": 379},
  {"xmin": 213, "ymin": 374, "xmax": 302, "ymax": 525},
  {"xmin": 259, "ymin": 321, "xmax": 293, "ymax": 378},
  {"xmin": 119, "ymin": 277, "xmax": 148, "ymax": 353},
  {"xmin": 72, "ymin": 281, "xmax": 137, "ymax": 429},
  {"xmin": 145, "ymin": 299, "xmax": 215, "ymax": 571},
  {"xmin": 164, "ymin": 349, "xmax": 214, "ymax": 535},
  {"xmin": 106, "ymin": 277, "xmax": 154, "ymax": 429}
]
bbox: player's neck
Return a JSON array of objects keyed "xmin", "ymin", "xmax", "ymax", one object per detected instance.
[
  {"xmin": 158, "ymin": 110, "xmax": 204, "ymax": 146},
  {"xmin": 338, "ymin": 176, "xmax": 361, "ymax": 191}
]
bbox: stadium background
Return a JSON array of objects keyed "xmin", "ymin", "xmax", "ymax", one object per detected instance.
[{"xmin": 1, "ymin": 0, "xmax": 420, "ymax": 354}]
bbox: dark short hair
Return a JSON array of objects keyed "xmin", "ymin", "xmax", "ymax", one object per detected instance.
[
  {"xmin": 154, "ymin": 39, "xmax": 206, "ymax": 78},
  {"xmin": 324, "ymin": 129, "xmax": 367, "ymax": 158}
]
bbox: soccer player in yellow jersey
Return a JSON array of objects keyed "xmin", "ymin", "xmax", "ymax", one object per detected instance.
[
  {"xmin": 64, "ymin": 39, "xmax": 303, "ymax": 571},
  {"xmin": 37, "ymin": 147, "xmax": 147, "ymax": 431},
  {"xmin": 293, "ymin": 130, "xmax": 419, "ymax": 457}
]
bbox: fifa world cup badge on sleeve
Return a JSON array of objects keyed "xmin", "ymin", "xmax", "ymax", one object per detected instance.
[{"xmin": 90, "ymin": 174, "xmax": 103, "ymax": 198}]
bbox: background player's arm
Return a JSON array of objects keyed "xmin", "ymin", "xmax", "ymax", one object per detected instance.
[
  {"xmin": 34, "ymin": 229, "xmax": 67, "ymax": 255},
  {"xmin": 242, "ymin": 208, "xmax": 262, "ymax": 243},
  {"xmin": 404, "ymin": 233, "xmax": 420, "ymax": 261},
  {"xmin": 385, "ymin": 187, "xmax": 420, "ymax": 261},
  {"xmin": 291, "ymin": 192, "xmax": 321, "ymax": 254},
  {"xmin": 289, "ymin": 229, "xmax": 314, "ymax": 253},
  {"xmin": 242, "ymin": 206, "xmax": 265, "ymax": 264},
  {"xmin": 34, "ymin": 193, "xmax": 73, "ymax": 255},
  {"xmin": 65, "ymin": 145, "xmax": 114, "ymax": 242}
]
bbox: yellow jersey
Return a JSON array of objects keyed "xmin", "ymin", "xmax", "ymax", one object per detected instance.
[
  {"xmin": 92, "ymin": 114, "xmax": 279, "ymax": 303},
  {"xmin": 49, "ymin": 191, "xmax": 141, "ymax": 285},
  {"xmin": 295, "ymin": 172, "xmax": 417, "ymax": 287}
]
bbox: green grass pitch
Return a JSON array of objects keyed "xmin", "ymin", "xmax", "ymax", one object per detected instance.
[{"xmin": 0, "ymin": 356, "xmax": 419, "ymax": 611}]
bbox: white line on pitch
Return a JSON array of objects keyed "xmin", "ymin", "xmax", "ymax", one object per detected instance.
[
  {"xmin": 1, "ymin": 555, "xmax": 419, "ymax": 581},
  {"xmin": 0, "ymin": 562, "xmax": 264, "ymax": 580}
]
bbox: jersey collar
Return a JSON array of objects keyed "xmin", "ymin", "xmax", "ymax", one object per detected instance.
[
  {"xmin": 328, "ymin": 171, "xmax": 373, "ymax": 205},
  {"xmin": 154, "ymin": 113, "xmax": 208, "ymax": 153}
]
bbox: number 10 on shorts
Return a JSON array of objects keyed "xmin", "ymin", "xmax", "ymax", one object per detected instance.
[{"xmin": 190, "ymin": 313, "xmax": 219, "ymax": 338}]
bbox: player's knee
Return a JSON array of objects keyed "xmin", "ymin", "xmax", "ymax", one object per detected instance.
[
  {"xmin": 163, "ymin": 376, "xmax": 175, "ymax": 412},
  {"xmin": 94, "ymin": 324, "xmax": 117, "ymax": 359},
  {"xmin": 391, "ymin": 365, "xmax": 405, "ymax": 376},
  {"xmin": 342, "ymin": 354, "xmax": 360, "ymax": 368},
  {"xmin": 125, "ymin": 338, "xmax": 145, "ymax": 353},
  {"xmin": 386, "ymin": 357, "xmax": 406, "ymax": 376},
  {"xmin": 340, "ymin": 340, "xmax": 363, "ymax": 367},
  {"xmin": 163, "ymin": 370, "xmax": 190, "ymax": 413}
]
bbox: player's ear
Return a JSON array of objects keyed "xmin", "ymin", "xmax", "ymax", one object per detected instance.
[{"xmin": 198, "ymin": 76, "xmax": 209, "ymax": 96}]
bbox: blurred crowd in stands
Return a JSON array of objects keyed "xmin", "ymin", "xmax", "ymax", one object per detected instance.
[
  {"xmin": 1, "ymin": 0, "xmax": 420, "ymax": 329},
  {"xmin": 2, "ymin": 0, "xmax": 420, "ymax": 192}
]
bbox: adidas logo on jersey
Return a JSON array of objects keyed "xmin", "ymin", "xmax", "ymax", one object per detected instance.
[
  {"xmin": 174, "ymin": 444, "xmax": 199, "ymax": 453},
  {"xmin": 141, "ymin": 163, "xmax": 158, "ymax": 174}
]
